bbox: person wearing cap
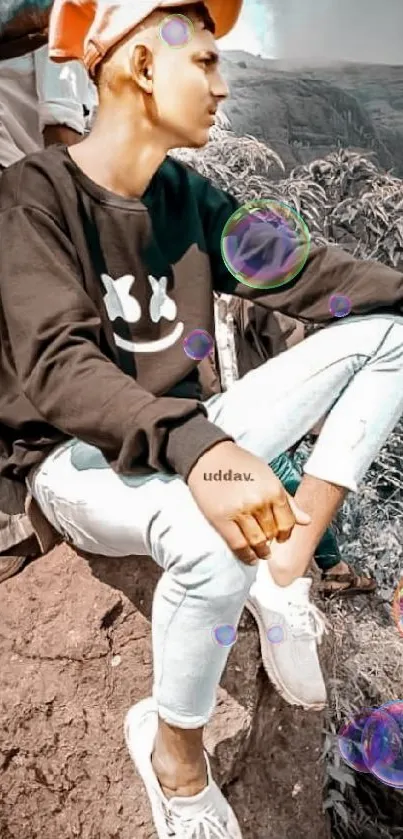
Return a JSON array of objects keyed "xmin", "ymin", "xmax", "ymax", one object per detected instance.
[
  {"xmin": 1, "ymin": 1, "xmax": 403, "ymax": 836},
  {"xmin": 0, "ymin": 2, "xmax": 96, "ymax": 579},
  {"xmin": 0, "ymin": 40, "xmax": 94, "ymax": 169}
]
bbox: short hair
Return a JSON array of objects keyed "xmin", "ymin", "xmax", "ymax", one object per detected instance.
[
  {"xmin": 165, "ymin": 3, "xmax": 216, "ymax": 34},
  {"xmin": 95, "ymin": 2, "xmax": 215, "ymax": 90}
]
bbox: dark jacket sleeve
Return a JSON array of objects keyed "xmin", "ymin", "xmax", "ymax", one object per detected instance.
[
  {"xmin": 200, "ymin": 180, "xmax": 403, "ymax": 322},
  {"xmin": 0, "ymin": 206, "xmax": 232, "ymax": 481}
]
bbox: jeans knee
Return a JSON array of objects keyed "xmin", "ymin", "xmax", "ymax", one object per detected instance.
[
  {"xmin": 162, "ymin": 536, "xmax": 257, "ymax": 620},
  {"xmin": 200, "ymin": 544, "xmax": 256, "ymax": 606},
  {"xmin": 149, "ymin": 490, "xmax": 257, "ymax": 608}
]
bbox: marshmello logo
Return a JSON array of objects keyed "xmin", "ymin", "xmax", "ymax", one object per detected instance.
[{"xmin": 101, "ymin": 273, "xmax": 184, "ymax": 354}]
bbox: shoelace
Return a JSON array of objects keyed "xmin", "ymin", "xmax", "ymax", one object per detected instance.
[
  {"xmin": 284, "ymin": 599, "xmax": 328, "ymax": 642},
  {"xmin": 164, "ymin": 803, "xmax": 230, "ymax": 839}
]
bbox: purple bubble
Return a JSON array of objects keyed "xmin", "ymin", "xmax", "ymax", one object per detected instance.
[
  {"xmin": 266, "ymin": 624, "xmax": 284, "ymax": 644},
  {"xmin": 338, "ymin": 709, "xmax": 374, "ymax": 772},
  {"xmin": 363, "ymin": 702, "xmax": 403, "ymax": 788},
  {"xmin": 220, "ymin": 200, "xmax": 310, "ymax": 291},
  {"xmin": 329, "ymin": 294, "xmax": 352, "ymax": 318},
  {"xmin": 159, "ymin": 14, "xmax": 193, "ymax": 48},
  {"xmin": 213, "ymin": 624, "xmax": 237, "ymax": 648},
  {"xmin": 183, "ymin": 329, "xmax": 214, "ymax": 361},
  {"xmin": 362, "ymin": 708, "xmax": 401, "ymax": 775}
]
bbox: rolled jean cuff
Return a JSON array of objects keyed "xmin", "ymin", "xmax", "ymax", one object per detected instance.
[
  {"xmin": 303, "ymin": 454, "xmax": 358, "ymax": 493},
  {"xmin": 155, "ymin": 697, "xmax": 216, "ymax": 729}
]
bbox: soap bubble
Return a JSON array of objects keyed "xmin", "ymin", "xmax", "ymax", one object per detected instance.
[
  {"xmin": 362, "ymin": 707, "xmax": 401, "ymax": 779},
  {"xmin": 266, "ymin": 624, "xmax": 284, "ymax": 644},
  {"xmin": 159, "ymin": 14, "xmax": 194, "ymax": 48},
  {"xmin": 329, "ymin": 294, "xmax": 352, "ymax": 318},
  {"xmin": 363, "ymin": 702, "xmax": 403, "ymax": 788},
  {"xmin": 212, "ymin": 624, "xmax": 237, "ymax": 648},
  {"xmin": 338, "ymin": 709, "xmax": 374, "ymax": 772},
  {"xmin": 183, "ymin": 329, "xmax": 214, "ymax": 361},
  {"xmin": 220, "ymin": 199, "xmax": 311, "ymax": 291}
]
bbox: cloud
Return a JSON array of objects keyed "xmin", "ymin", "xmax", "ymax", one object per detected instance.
[
  {"xmin": 220, "ymin": 0, "xmax": 275, "ymax": 57},
  {"xmin": 221, "ymin": 0, "xmax": 403, "ymax": 64}
]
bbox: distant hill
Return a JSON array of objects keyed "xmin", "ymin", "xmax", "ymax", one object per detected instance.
[{"xmin": 221, "ymin": 53, "xmax": 403, "ymax": 178}]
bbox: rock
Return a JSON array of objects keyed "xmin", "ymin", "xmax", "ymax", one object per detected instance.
[
  {"xmin": 0, "ymin": 544, "xmax": 330, "ymax": 839},
  {"xmin": 221, "ymin": 53, "xmax": 403, "ymax": 178}
]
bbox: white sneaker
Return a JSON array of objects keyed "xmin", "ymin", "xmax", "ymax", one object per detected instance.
[
  {"xmin": 124, "ymin": 697, "xmax": 244, "ymax": 838},
  {"xmin": 246, "ymin": 564, "xmax": 328, "ymax": 710}
]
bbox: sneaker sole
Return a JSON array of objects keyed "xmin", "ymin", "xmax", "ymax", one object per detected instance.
[
  {"xmin": 245, "ymin": 597, "xmax": 326, "ymax": 711},
  {"xmin": 124, "ymin": 699, "xmax": 172, "ymax": 839},
  {"xmin": 124, "ymin": 700, "xmax": 243, "ymax": 839},
  {"xmin": 124, "ymin": 697, "xmax": 158, "ymax": 772}
]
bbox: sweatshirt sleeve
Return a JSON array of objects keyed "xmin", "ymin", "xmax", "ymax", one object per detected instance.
[
  {"xmin": 0, "ymin": 206, "xmax": 232, "ymax": 480},
  {"xmin": 200, "ymin": 180, "xmax": 403, "ymax": 322},
  {"xmin": 34, "ymin": 45, "xmax": 90, "ymax": 135}
]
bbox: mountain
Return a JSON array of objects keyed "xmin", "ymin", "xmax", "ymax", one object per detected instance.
[{"xmin": 221, "ymin": 53, "xmax": 403, "ymax": 178}]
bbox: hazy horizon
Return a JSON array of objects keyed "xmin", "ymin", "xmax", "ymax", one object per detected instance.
[
  {"xmin": 220, "ymin": 0, "xmax": 403, "ymax": 65},
  {"xmin": 221, "ymin": 49, "xmax": 403, "ymax": 69}
]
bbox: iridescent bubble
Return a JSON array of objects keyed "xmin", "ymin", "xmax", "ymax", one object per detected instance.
[
  {"xmin": 363, "ymin": 700, "xmax": 403, "ymax": 789},
  {"xmin": 220, "ymin": 199, "xmax": 311, "ymax": 291},
  {"xmin": 266, "ymin": 624, "xmax": 284, "ymax": 644},
  {"xmin": 329, "ymin": 294, "xmax": 352, "ymax": 318},
  {"xmin": 212, "ymin": 624, "xmax": 237, "ymax": 648},
  {"xmin": 337, "ymin": 709, "xmax": 374, "ymax": 772},
  {"xmin": 363, "ymin": 701, "xmax": 403, "ymax": 788},
  {"xmin": 392, "ymin": 578, "xmax": 403, "ymax": 637},
  {"xmin": 183, "ymin": 329, "xmax": 214, "ymax": 361},
  {"xmin": 159, "ymin": 14, "xmax": 194, "ymax": 48}
]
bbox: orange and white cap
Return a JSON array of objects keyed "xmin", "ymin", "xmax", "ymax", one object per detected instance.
[{"xmin": 48, "ymin": 0, "xmax": 243, "ymax": 78}]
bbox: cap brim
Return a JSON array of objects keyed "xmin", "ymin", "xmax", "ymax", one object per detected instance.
[{"xmin": 206, "ymin": 0, "xmax": 243, "ymax": 38}]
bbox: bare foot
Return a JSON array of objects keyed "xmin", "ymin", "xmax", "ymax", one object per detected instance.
[
  {"xmin": 321, "ymin": 560, "xmax": 376, "ymax": 596},
  {"xmin": 325, "ymin": 560, "xmax": 350, "ymax": 578}
]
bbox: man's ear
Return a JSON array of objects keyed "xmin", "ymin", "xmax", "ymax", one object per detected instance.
[{"xmin": 129, "ymin": 44, "xmax": 153, "ymax": 92}]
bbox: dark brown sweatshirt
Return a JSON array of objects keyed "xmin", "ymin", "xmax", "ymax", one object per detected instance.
[{"xmin": 1, "ymin": 144, "xmax": 403, "ymax": 485}]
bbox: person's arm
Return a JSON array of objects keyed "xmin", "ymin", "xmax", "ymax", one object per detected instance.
[
  {"xmin": 199, "ymin": 179, "xmax": 403, "ymax": 321},
  {"xmin": 34, "ymin": 44, "xmax": 94, "ymax": 144},
  {"xmin": 42, "ymin": 123, "xmax": 82, "ymax": 147},
  {"xmin": 0, "ymin": 205, "xmax": 232, "ymax": 479}
]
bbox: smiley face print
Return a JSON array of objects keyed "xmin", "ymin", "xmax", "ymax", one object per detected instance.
[{"xmin": 101, "ymin": 272, "xmax": 184, "ymax": 354}]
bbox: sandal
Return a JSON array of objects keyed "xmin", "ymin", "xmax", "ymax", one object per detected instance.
[{"xmin": 320, "ymin": 569, "xmax": 377, "ymax": 598}]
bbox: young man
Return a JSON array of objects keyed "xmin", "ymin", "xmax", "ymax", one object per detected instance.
[
  {"xmin": 0, "ymin": 39, "xmax": 95, "ymax": 580},
  {"xmin": 0, "ymin": 44, "xmax": 92, "ymax": 169},
  {"xmin": 1, "ymin": 1, "xmax": 403, "ymax": 836}
]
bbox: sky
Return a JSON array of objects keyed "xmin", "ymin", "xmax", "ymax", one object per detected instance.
[{"xmin": 219, "ymin": 0, "xmax": 403, "ymax": 64}]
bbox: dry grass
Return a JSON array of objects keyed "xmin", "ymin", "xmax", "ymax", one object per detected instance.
[{"xmin": 173, "ymin": 115, "xmax": 403, "ymax": 838}]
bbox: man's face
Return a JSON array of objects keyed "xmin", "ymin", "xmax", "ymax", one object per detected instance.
[{"xmin": 150, "ymin": 13, "xmax": 229, "ymax": 149}]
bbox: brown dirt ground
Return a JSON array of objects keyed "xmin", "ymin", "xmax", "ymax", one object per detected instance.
[{"xmin": 0, "ymin": 543, "xmax": 331, "ymax": 839}]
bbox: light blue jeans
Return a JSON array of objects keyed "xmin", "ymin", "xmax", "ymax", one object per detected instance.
[{"xmin": 28, "ymin": 315, "xmax": 403, "ymax": 728}]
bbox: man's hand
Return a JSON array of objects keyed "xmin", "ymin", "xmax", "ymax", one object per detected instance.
[
  {"xmin": 42, "ymin": 124, "xmax": 83, "ymax": 148},
  {"xmin": 187, "ymin": 441, "xmax": 310, "ymax": 565}
]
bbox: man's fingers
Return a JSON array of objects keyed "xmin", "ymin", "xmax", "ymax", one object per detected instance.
[
  {"xmin": 271, "ymin": 493, "xmax": 297, "ymax": 542},
  {"xmin": 236, "ymin": 513, "xmax": 271, "ymax": 559},
  {"xmin": 254, "ymin": 505, "xmax": 277, "ymax": 542},
  {"xmin": 216, "ymin": 489, "xmax": 310, "ymax": 564},
  {"xmin": 219, "ymin": 520, "xmax": 260, "ymax": 565},
  {"xmin": 287, "ymin": 494, "xmax": 311, "ymax": 526}
]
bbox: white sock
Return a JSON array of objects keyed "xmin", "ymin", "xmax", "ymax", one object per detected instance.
[{"xmin": 254, "ymin": 559, "xmax": 310, "ymax": 597}]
